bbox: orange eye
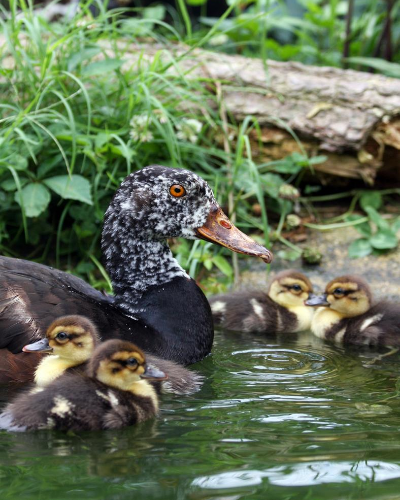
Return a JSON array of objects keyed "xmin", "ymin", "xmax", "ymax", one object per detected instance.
[{"xmin": 170, "ymin": 184, "xmax": 186, "ymax": 198}]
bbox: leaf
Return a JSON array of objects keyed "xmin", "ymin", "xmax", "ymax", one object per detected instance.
[
  {"xmin": 345, "ymin": 214, "xmax": 371, "ymax": 237},
  {"xmin": 9, "ymin": 154, "xmax": 28, "ymax": 171},
  {"xmin": 212, "ymin": 255, "xmax": 233, "ymax": 277},
  {"xmin": 82, "ymin": 59, "xmax": 124, "ymax": 77},
  {"xmin": 67, "ymin": 47, "xmax": 102, "ymax": 72},
  {"xmin": 348, "ymin": 238, "xmax": 373, "ymax": 258},
  {"xmin": 276, "ymin": 249, "xmax": 300, "ymax": 261},
  {"xmin": 44, "ymin": 175, "xmax": 93, "ymax": 205},
  {"xmin": 142, "ymin": 5, "xmax": 166, "ymax": 19},
  {"xmin": 365, "ymin": 206, "xmax": 390, "ymax": 230},
  {"xmin": 392, "ymin": 218, "xmax": 400, "ymax": 233},
  {"xmin": 346, "ymin": 57, "xmax": 400, "ymax": 78},
  {"xmin": 360, "ymin": 191, "xmax": 382, "ymax": 211},
  {"xmin": 369, "ymin": 229, "xmax": 398, "ymax": 250},
  {"xmin": 14, "ymin": 183, "xmax": 51, "ymax": 217}
]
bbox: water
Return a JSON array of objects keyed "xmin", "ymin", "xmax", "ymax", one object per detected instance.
[{"xmin": 1, "ymin": 329, "xmax": 400, "ymax": 500}]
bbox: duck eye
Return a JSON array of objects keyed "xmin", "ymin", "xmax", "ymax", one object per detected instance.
[
  {"xmin": 291, "ymin": 284, "xmax": 302, "ymax": 292},
  {"xmin": 333, "ymin": 288, "xmax": 344, "ymax": 296},
  {"xmin": 55, "ymin": 332, "xmax": 69, "ymax": 341},
  {"xmin": 170, "ymin": 184, "xmax": 186, "ymax": 198},
  {"xmin": 126, "ymin": 357, "xmax": 138, "ymax": 367}
]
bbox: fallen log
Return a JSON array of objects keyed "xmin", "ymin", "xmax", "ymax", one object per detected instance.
[{"xmin": 115, "ymin": 42, "xmax": 400, "ymax": 185}]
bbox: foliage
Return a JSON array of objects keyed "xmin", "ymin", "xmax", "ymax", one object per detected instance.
[
  {"xmin": 347, "ymin": 191, "xmax": 399, "ymax": 259},
  {"xmin": 0, "ymin": 0, "xmax": 314, "ymax": 290},
  {"xmin": 0, "ymin": 0, "xmax": 398, "ymax": 291},
  {"xmin": 199, "ymin": 0, "xmax": 400, "ymax": 74}
]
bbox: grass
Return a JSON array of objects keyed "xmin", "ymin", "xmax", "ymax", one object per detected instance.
[{"xmin": 0, "ymin": 0, "xmax": 399, "ymax": 293}]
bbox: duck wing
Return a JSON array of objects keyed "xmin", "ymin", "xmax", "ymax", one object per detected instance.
[{"xmin": 0, "ymin": 256, "xmax": 151, "ymax": 354}]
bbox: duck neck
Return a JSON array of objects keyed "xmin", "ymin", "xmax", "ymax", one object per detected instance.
[
  {"xmin": 34, "ymin": 355, "xmax": 77, "ymax": 387},
  {"xmin": 102, "ymin": 223, "xmax": 189, "ymax": 315}
]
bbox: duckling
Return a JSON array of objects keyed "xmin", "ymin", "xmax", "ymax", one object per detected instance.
[
  {"xmin": 2, "ymin": 340, "xmax": 166, "ymax": 431},
  {"xmin": 209, "ymin": 270, "xmax": 314, "ymax": 333},
  {"xmin": 22, "ymin": 315, "xmax": 100, "ymax": 387},
  {"xmin": 24, "ymin": 315, "xmax": 202, "ymax": 394},
  {"xmin": 305, "ymin": 275, "xmax": 400, "ymax": 346}
]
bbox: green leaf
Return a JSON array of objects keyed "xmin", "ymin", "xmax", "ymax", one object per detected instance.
[
  {"xmin": 44, "ymin": 175, "xmax": 93, "ymax": 205},
  {"xmin": 82, "ymin": 59, "xmax": 124, "ymax": 77},
  {"xmin": 142, "ymin": 5, "xmax": 166, "ymax": 20},
  {"xmin": 14, "ymin": 183, "xmax": 51, "ymax": 217},
  {"xmin": 360, "ymin": 191, "xmax": 382, "ymax": 211},
  {"xmin": 212, "ymin": 255, "xmax": 233, "ymax": 277},
  {"xmin": 346, "ymin": 57, "xmax": 400, "ymax": 78},
  {"xmin": 392, "ymin": 218, "xmax": 400, "ymax": 233},
  {"xmin": 345, "ymin": 214, "xmax": 371, "ymax": 237},
  {"xmin": 365, "ymin": 206, "xmax": 390, "ymax": 230},
  {"xmin": 9, "ymin": 154, "xmax": 28, "ymax": 171},
  {"xmin": 348, "ymin": 238, "xmax": 372, "ymax": 258},
  {"xmin": 369, "ymin": 229, "xmax": 398, "ymax": 250},
  {"xmin": 68, "ymin": 47, "xmax": 102, "ymax": 72},
  {"xmin": 276, "ymin": 249, "xmax": 300, "ymax": 261}
]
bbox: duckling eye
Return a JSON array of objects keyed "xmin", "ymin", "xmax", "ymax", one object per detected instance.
[
  {"xmin": 169, "ymin": 184, "xmax": 186, "ymax": 198},
  {"xmin": 55, "ymin": 332, "xmax": 69, "ymax": 341},
  {"xmin": 291, "ymin": 284, "xmax": 302, "ymax": 292},
  {"xmin": 126, "ymin": 357, "xmax": 138, "ymax": 367},
  {"xmin": 333, "ymin": 288, "xmax": 344, "ymax": 296}
]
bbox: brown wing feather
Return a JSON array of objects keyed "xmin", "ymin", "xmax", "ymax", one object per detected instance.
[{"xmin": 0, "ymin": 350, "xmax": 43, "ymax": 384}]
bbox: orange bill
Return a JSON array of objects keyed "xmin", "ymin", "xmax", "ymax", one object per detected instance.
[{"xmin": 195, "ymin": 205, "xmax": 273, "ymax": 264}]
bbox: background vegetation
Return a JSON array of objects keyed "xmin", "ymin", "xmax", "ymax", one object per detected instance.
[{"xmin": 0, "ymin": 0, "xmax": 399, "ymax": 293}]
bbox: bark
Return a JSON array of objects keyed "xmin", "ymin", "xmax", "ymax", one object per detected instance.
[{"xmin": 112, "ymin": 41, "xmax": 400, "ymax": 184}]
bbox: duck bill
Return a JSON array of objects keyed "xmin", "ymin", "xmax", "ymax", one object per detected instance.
[
  {"xmin": 195, "ymin": 205, "xmax": 273, "ymax": 263},
  {"xmin": 22, "ymin": 338, "xmax": 52, "ymax": 353},
  {"xmin": 305, "ymin": 293, "xmax": 330, "ymax": 307},
  {"xmin": 141, "ymin": 365, "xmax": 168, "ymax": 381}
]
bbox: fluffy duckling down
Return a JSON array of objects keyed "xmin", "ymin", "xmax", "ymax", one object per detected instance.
[
  {"xmin": 306, "ymin": 275, "xmax": 400, "ymax": 346},
  {"xmin": 24, "ymin": 315, "xmax": 203, "ymax": 395},
  {"xmin": 2, "ymin": 340, "xmax": 166, "ymax": 431},
  {"xmin": 23, "ymin": 315, "xmax": 100, "ymax": 387},
  {"xmin": 209, "ymin": 270, "xmax": 314, "ymax": 334}
]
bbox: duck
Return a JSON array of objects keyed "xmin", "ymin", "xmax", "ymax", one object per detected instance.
[
  {"xmin": 305, "ymin": 275, "xmax": 400, "ymax": 346},
  {"xmin": 22, "ymin": 315, "xmax": 100, "ymax": 387},
  {"xmin": 23, "ymin": 315, "xmax": 203, "ymax": 394},
  {"xmin": 209, "ymin": 270, "xmax": 314, "ymax": 333},
  {"xmin": 0, "ymin": 165, "xmax": 272, "ymax": 381},
  {"xmin": 1, "ymin": 339, "xmax": 167, "ymax": 431}
]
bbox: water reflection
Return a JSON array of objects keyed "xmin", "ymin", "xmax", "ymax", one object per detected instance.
[{"xmin": 1, "ymin": 329, "xmax": 400, "ymax": 500}]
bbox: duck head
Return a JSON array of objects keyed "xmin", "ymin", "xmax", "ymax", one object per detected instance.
[
  {"xmin": 87, "ymin": 339, "xmax": 167, "ymax": 391},
  {"xmin": 268, "ymin": 270, "xmax": 314, "ymax": 308},
  {"xmin": 23, "ymin": 315, "xmax": 100, "ymax": 364},
  {"xmin": 305, "ymin": 275, "xmax": 371, "ymax": 317},
  {"xmin": 102, "ymin": 165, "xmax": 272, "ymax": 262}
]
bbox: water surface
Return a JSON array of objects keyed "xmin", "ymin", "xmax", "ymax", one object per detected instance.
[{"xmin": 1, "ymin": 330, "xmax": 400, "ymax": 500}]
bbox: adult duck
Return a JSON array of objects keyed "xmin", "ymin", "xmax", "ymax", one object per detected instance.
[
  {"xmin": 0, "ymin": 165, "xmax": 272, "ymax": 380},
  {"xmin": 305, "ymin": 275, "xmax": 400, "ymax": 347}
]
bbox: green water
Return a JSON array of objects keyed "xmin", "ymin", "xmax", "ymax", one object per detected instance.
[{"xmin": 1, "ymin": 330, "xmax": 400, "ymax": 500}]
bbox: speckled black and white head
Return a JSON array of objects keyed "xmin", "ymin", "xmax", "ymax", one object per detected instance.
[
  {"xmin": 101, "ymin": 165, "xmax": 272, "ymax": 315},
  {"xmin": 104, "ymin": 165, "xmax": 216, "ymax": 240}
]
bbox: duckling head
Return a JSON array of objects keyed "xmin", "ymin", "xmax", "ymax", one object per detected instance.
[
  {"xmin": 268, "ymin": 270, "xmax": 314, "ymax": 309},
  {"xmin": 306, "ymin": 275, "xmax": 371, "ymax": 317},
  {"xmin": 23, "ymin": 315, "xmax": 100, "ymax": 364},
  {"xmin": 87, "ymin": 340, "xmax": 167, "ymax": 392}
]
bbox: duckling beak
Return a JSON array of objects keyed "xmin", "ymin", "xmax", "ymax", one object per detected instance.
[
  {"xmin": 305, "ymin": 293, "xmax": 330, "ymax": 307},
  {"xmin": 22, "ymin": 338, "xmax": 53, "ymax": 353},
  {"xmin": 195, "ymin": 205, "xmax": 273, "ymax": 263},
  {"xmin": 141, "ymin": 365, "xmax": 168, "ymax": 381}
]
